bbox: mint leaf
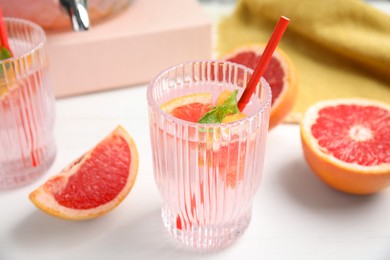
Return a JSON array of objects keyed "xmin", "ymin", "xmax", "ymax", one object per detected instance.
[
  {"xmin": 222, "ymin": 89, "xmax": 239, "ymax": 115},
  {"xmin": 198, "ymin": 106, "xmax": 225, "ymax": 124},
  {"xmin": 0, "ymin": 47, "xmax": 12, "ymax": 77},
  {"xmin": 0, "ymin": 47, "xmax": 12, "ymax": 60},
  {"xmin": 198, "ymin": 90, "xmax": 239, "ymax": 124}
]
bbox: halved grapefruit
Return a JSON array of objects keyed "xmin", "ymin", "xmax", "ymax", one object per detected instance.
[
  {"xmin": 29, "ymin": 126, "xmax": 139, "ymax": 220},
  {"xmin": 222, "ymin": 44, "xmax": 298, "ymax": 130},
  {"xmin": 300, "ymin": 99, "xmax": 390, "ymax": 194}
]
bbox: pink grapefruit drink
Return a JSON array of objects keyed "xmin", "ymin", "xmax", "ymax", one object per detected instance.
[
  {"xmin": 147, "ymin": 60, "xmax": 271, "ymax": 250},
  {"xmin": 0, "ymin": 18, "xmax": 56, "ymax": 189}
]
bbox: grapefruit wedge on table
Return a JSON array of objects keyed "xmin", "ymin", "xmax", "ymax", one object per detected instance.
[
  {"xmin": 300, "ymin": 99, "xmax": 390, "ymax": 195},
  {"xmin": 222, "ymin": 44, "xmax": 298, "ymax": 130},
  {"xmin": 29, "ymin": 126, "xmax": 139, "ymax": 220}
]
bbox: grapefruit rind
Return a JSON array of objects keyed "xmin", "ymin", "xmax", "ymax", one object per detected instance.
[
  {"xmin": 29, "ymin": 126, "xmax": 139, "ymax": 220},
  {"xmin": 221, "ymin": 43, "xmax": 299, "ymax": 130},
  {"xmin": 222, "ymin": 113, "xmax": 247, "ymax": 123},
  {"xmin": 160, "ymin": 93, "xmax": 212, "ymax": 113},
  {"xmin": 300, "ymin": 98, "xmax": 390, "ymax": 194}
]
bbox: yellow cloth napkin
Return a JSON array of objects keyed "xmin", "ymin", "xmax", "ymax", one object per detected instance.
[{"xmin": 218, "ymin": 0, "xmax": 390, "ymax": 121}]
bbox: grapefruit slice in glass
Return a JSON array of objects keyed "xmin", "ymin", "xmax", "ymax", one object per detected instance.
[
  {"xmin": 222, "ymin": 44, "xmax": 298, "ymax": 130},
  {"xmin": 300, "ymin": 99, "xmax": 390, "ymax": 194},
  {"xmin": 160, "ymin": 92, "xmax": 213, "ymax": 123},
  {"xmin": 29, "ymin": 125, "xmax": 139, "ymax": 220}
]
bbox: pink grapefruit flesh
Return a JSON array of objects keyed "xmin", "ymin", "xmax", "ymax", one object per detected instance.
[{"xmin": 301, "ymin": 98, "xmax": 390, "ymax": 194}]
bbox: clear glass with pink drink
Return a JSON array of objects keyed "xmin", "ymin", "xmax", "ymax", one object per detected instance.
[
  {"xmin": 147, "ymin": 60, "xmax": 271, "ymax": 250},
  {"xmin": 0, "ymin": 18, "xmax": 56, "ymax": 189}
]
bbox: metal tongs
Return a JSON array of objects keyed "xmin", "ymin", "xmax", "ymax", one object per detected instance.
[{"xmin": 60, "ymin": 0, "xmax": 90, "ymax": 31}]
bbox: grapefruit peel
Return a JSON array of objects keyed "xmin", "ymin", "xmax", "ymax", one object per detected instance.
[
  {"xmin": 160, "ymin": 93, "xmax": 212, "ymax": 114},
  {"xmin": 29, "ymin": 126, "xmax": 139, "ymax": 220}
]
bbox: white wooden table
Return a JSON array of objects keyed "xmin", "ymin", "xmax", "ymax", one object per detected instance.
[{"xmin": 1, "ymin": 2, "xmax": 390, "ymax": 260}]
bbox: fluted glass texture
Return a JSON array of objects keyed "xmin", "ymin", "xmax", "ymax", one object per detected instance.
[
  {"xmin": 147, "ymin": 61, "xmax": 271, "ymax": 250},
  {"xmin": 0, "ymin": 18, "xmax": 56, "ymax": 189}
]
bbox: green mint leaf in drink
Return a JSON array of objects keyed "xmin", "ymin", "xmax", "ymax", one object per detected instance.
[
  {"xmin": 0, "ymin": 47, "xmax": 12, "ymax": 77},
  {"xmin": 198, "ymin": 90, "xmax": 239, "ymax": 124},
  {"xmin": 197, "ymin": 106, "xmax": 224, "ymax": 124},
  {"xmin": 0, "ymin": 47, "xmax": 12, "ymax": 60},
  {"xmin": 222, "ymin": 89, "xmax": 239, "ymax": 115}
]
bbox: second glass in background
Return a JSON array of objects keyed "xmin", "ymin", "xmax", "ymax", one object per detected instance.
[{"xmin": 0, "ymin": 18, "xmax": 56, "ymax": 189}]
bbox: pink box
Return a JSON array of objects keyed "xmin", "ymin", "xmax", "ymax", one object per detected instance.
[{"xmin": 46, "ymin": 0, "xmax": 212, "ymax": 97}]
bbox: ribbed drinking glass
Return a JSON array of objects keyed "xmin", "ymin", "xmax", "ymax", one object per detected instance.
[
  {"xmin": 147, "ymin": 60, "xmax": 271, "ymax": 250},
  {"xmin": 0, "ymin": 18, "xmax": 56, "ymax": 189}
]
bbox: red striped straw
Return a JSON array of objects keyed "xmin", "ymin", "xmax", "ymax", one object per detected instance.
[
  {"xmin": 238, "ymin": 16, "xmax": 290, "ymax": 112},
  {"xmin": 0, "ymin": 7, "xmax": 12, "ymax": 53}
]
